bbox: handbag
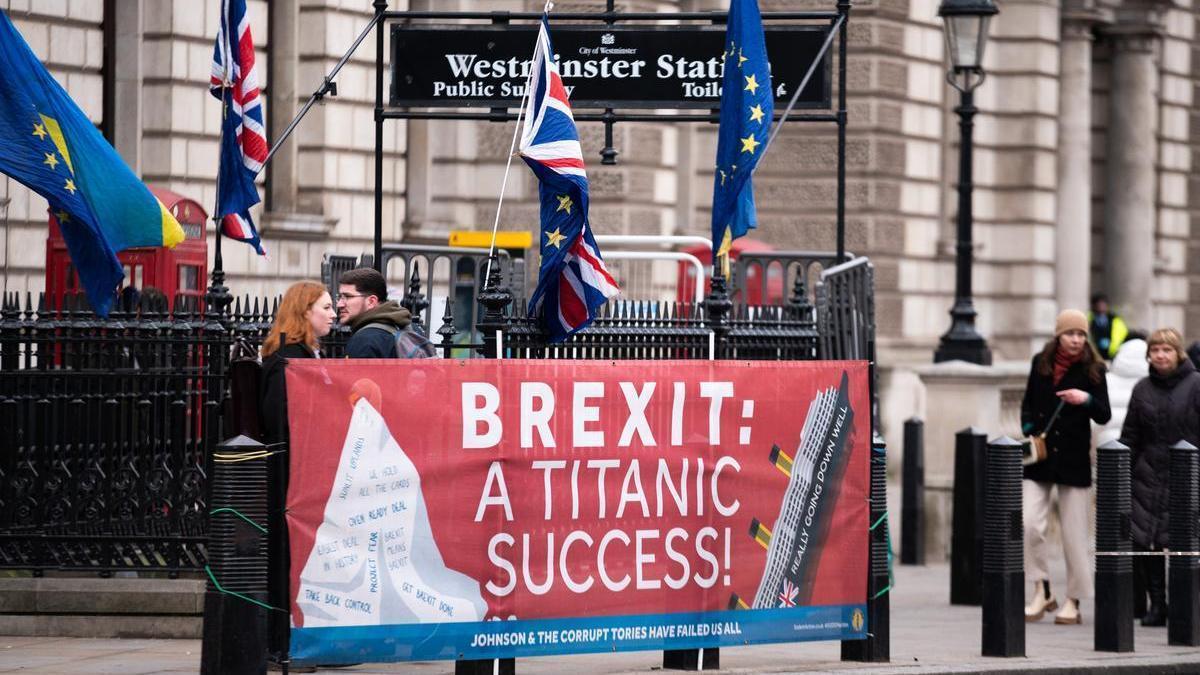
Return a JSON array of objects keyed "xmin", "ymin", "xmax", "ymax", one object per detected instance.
[{"xmin": 1023, "ymin": 399, "xmax": 1066, "ymax": 467}]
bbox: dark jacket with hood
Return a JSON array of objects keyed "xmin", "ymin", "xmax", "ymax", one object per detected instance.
[
  {"xmin": 260, "ymin": 341, "xmax": 318, "ymax": 444},
  {"xmin": 1021, "ymin": 352, "xmax": 1112, "ymax": 487},
  {"xmin": 345, "ymin": 301, "xmax": 413, "ymax": 358},
  {"xmin": 1121, "ymin": 358, "xmax": 1200, "ymax": 549}
]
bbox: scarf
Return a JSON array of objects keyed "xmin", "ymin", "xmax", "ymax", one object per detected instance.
[{"xmin": 1053, "ymin": 347, "xmax": 1082, "ymax": 385}]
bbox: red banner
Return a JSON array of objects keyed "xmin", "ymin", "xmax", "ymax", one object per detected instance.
[{"xmin": 285, "ymin": 360, "xmax": 869, "ymax": 663}]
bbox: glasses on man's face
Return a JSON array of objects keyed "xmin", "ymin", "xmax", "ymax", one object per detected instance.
[{"xmin": 337, "ymin": 292, "xmax": 365, "ymax": 301}]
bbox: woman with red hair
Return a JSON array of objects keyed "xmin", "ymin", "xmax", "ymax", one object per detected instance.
[
  {"xmin": 260, "ymin": 281, "xmax": 336, "ymax": 443},
  {"xmin": 259, "ymin": 281, "xmax": 335, "ymax": 668}
]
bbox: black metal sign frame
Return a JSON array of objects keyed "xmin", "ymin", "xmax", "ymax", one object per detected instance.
[
  {"xmin": 368, "ymin": 2, "xmax": 851, "ymax": 277},
  {"xmin": 389, "ymin": 24, "xmax": 833, "ymax": 111}
]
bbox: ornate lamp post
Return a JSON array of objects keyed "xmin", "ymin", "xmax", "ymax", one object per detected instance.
[{"xmin": 934, "ymin": 0, "xmax": 997, "ymax": 365}]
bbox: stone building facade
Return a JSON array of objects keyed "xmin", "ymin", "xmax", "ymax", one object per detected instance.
[{"xmin": 1, "ymin": 0, "xmax": 1198, "ymax": 388}]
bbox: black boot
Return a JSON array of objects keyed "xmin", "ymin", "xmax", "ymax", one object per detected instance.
[
  {"xmin": 1141, "ymin": 552, "xmax": 1168, "ymax": 627},
  {"xmin": 1133, "ymin": 550, "xmax": 1148, "ymax": 618}
]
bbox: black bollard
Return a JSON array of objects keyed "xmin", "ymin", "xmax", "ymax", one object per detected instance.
[
  {"xmin": 456, "ymin": 659, "xmax": 516, "ymax": 675},
  {"xmin": 901, "ymin": 418, "xmax": 925, "ymax": 565},
  {"xmin": 981, "ymin": 436, "xmax": 1023, "ymax": 658},
  {"xmin": 951, "ymin": 427, "xmax": 987, "ymax": 605},
  {"xmin": 1168, "ymin": 440, "xmax": 1200, "ymax": 646},
  {"xmin": 842, "ymin": 439, "xmax": 890, "ymax": 662},
  {"xmin": 200, "ymin": 435, "xmax": 270, "ymax": 675},
  {"xmin": 267, "ymin": 439, "xmax": 290, "ymax": 665},
  {"xmin": 1094, "ymin": 440, "xmax": 1134, "ymax": 652},
  {"xmin": 663, "ymin": 649, "xmax": 718, "ymax": 671}
]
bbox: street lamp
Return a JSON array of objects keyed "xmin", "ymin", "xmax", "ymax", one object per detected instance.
[{"xmin": 933, "ymin": 0, "xmax": 997, "ymax": 365}]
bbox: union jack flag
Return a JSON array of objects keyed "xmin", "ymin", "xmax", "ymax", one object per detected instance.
[
  {"xmin": 520, "ymin": 17, "xmax": 618, "ymax": 342},
  {"xmin": 210, "ymin": 0, "xmax": 266, "ymax": 256},
  {"xmin": 778, "ymin": 579, "xmax": 799, "ymax": 607}
]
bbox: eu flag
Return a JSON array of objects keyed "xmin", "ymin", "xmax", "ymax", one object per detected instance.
[
  {"xmin": 0, "ymin": 11, "xmax": 184, "ymax": 316},
  {"xmin": 711, "ymin": 0, "xmax": 773, "ymax": 270}
]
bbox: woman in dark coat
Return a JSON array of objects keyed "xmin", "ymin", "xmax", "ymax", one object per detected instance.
[
  {"xmin": 258, "ymin": 281, "xmax": 335, "ymax": 665},
  {"xmin": 260, "ymin": 281, "xmax": 336, "ymax": 443},
  {"xmin": 1120, "ymin": 328, "xmax": 1200, "ymax": 626},
  {"xmin": 1021, "ymin": 309, "xmax": 1111, "ymax": 625}
]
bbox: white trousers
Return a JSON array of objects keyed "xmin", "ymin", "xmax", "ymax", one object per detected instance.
[{"xmin": 1023, "ymin": 480, "xmax": 1093, "ymax": 600}]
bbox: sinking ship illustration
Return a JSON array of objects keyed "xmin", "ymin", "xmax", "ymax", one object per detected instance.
[{"xmin": 728, "ymin": 371, "xmax": 854, "ymax": 611}]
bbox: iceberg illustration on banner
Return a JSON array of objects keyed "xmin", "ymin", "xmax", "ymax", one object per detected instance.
[{"xmin": 296, "ymin": 397, "xmax": 487, "ymax": 627}]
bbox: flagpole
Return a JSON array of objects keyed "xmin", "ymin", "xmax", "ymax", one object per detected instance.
[
  {"xmin": 208, "ymin": 4, "xmax": 235, "ymax": 316},
  {"xmin": 482, "ymin": 0, "xmax": 553, "ymax": 284},
  {"xmin": 755, "ymin": 13, "xmax": 845, "ymax": 171},
  {"xmin": 260, "ymin": 11, "xmax": 385, "ymax": 172},
  {"xmin": 209, "ymin": 88, "xmax": 230, "ymax": 315},
  {"xmin": 713, "ymin": 14, "xmax": 844, "ymax": 284}
]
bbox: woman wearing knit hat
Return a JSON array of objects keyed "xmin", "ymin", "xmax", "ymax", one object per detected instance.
[{"xmin": 1020, "ymin": 309, "xmax": 1111, "ymax": 625}]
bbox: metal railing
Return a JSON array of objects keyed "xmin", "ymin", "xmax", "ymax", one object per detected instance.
[
  {"xmin": 0, "ymin": 249, "xmax": 870, "ymax": 572},
  {"xmin": 0, "ymin": 293, "xmax": 227, "ymax": 573},
  {"xmin": 816, "ymin": 256, "xmax": 873, "ymax": 360}
]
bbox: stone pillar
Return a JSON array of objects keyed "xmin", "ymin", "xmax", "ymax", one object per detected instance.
[
  {"xmin": 261, "ymin": 0, "xmax": 335, "ymax": 240},
  {"xmin": 673, "ymin": 0, "xmax": 702, "ymax": 237},
  {"xmin": 1102, "ymin": 12, "xmax": 1163, "ymax": 330},
  {"xmin": 1054, "ymin": 9, "xmax": 1099, "ymax": 312},
  {"xmin": 403, "ymin": 0, "xmax": 439, "ymax": 232},
  {"xmin": 404, "ymin": 120, "xmax": 432, "ymax": 229},
  {"xmin": 913, "ymin": 361, "xmax": 1030, "ymax": 561},
  {"xmin": 268, "ymin": 0, "xmax": 299, "ymax": 212},
  {"xmin": 111, "ymin": 0, "xmax": 143, "ymax": 173}
]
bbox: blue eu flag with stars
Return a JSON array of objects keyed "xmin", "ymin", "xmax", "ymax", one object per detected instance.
[
  {"xmin": 0, "ymin": 10, "xmax": 184, "ymax": 316},
  {"xmin": 711, "ymin": 0, "xmax": 772, "ymax": 271}
]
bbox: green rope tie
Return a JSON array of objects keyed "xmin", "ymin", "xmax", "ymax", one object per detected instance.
[
  {"xmin": 210, "ymin": 507, "xmax": 267, "ymax": 534},
  {"xmin": 204, "ymin": 565, "xmax": 286, "ymax": 613},
  {"xmin": 868, "ymin": 511, "xmax": 895, "ymax": 600},
  {"xmin": 869, "ymin": 512, "xmax": 887, "ymax": 531}
]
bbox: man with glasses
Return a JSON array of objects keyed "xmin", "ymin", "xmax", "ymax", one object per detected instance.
[{"xmin": 336, "ymin": 267, "xmax": 415, "ymax": 358}]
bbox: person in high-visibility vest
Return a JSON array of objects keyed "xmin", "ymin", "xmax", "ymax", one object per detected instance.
[{"xmin": 1089, "ymin": 293, "xmax": 1129, "ymax": 360}]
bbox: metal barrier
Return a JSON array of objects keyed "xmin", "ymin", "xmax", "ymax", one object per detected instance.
[
  {"xmin": 322, "ymin": 245, "xmax": 522, "ymax": 339},
  {"xmin": 320, "ymin": 253, "xmax": 360, "ymax": 301},
  {"xmin": 735, "ymin": 250, "xmax": 846, "ymax": 308},
  {"xmin": 0, "ymin": 292, "xmax": 226, "ymax": 573},
  {"xmin": 815, "ymin": 256, "xmax": 871, "ymax": 361}
]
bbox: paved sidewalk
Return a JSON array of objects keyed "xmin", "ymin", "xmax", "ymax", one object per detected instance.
[{"xmin": 2, "ymin": 562, "xmax": 1199, "ymax": 674}]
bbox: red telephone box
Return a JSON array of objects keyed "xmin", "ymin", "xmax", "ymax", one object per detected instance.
[
  {"xmin": 677, "ymin": 237, "xmax": 783, "ymax": 304},
  {"xmin": 45, "ymin": 186, "xmax": 209, "ymax": 310}
]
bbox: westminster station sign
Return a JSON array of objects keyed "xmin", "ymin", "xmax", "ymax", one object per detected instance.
[{"xmin": 390, "ymin": 25, "xmax": 832, "ymax": 110}]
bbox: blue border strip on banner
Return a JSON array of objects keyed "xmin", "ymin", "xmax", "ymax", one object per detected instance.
[{"xmin": 291, "ymin": 603, "xmax": 867, "ymax": 664}]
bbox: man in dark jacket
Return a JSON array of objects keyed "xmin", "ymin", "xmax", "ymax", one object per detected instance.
[{"xmin": 336, "ymin": 267, "xmax": 414, "ymax": 358}]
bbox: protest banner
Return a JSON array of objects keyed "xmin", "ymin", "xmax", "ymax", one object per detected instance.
[{"xmin": 284, "ymin": 360, "xmax": 869, "ymax": 665}]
